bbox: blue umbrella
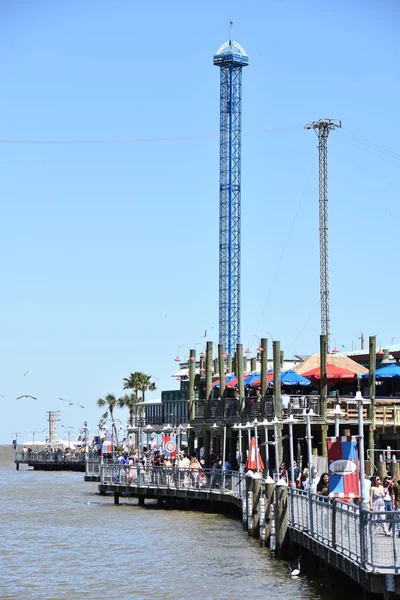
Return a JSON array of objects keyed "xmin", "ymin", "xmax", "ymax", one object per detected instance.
[
  {"xmin": 244, "ymin": 373, "xmax": 261, "ymax": 387},
  {"xmin": 269, "ymin": 370, "xmax": 311, "ymax": 387},
  {"xmin": 361, "ymin": 363, "xmax": 400, "ymax": 379},
  {"xmin": 213, "ymin": 374, "xmax": 237, "ymax": 389}
]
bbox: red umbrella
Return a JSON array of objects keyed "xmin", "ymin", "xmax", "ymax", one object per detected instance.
[
  {"xmin": 301, "ymin": 363, "xmax": 357, "ymax": 380},
  {"xmin": 251, "ymin": 371, "xmax": 274, "ymax": 388},
  {"xmin": 245, "ymin": 437, "xmax": 265, "ymax": 472}
]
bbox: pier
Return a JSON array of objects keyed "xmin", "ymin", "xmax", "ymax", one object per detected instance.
[
  {"xmin": 15, "ymin": 451, "xmax": 86, "ymax": 471},
  {"xmin": 98, "ymin": 463, "xmax": 400, "ymax": 598}
]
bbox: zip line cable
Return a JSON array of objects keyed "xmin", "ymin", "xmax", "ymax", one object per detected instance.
[
  {"xmin": 0, "ymin": 125, "xmax": 303, "ymax": 145},
  {"xmin": 333, "ymin": 147, "xmax": 398, "ymax": 191},
  {"xmin": 337, "ymin": 130, "xmax": 400, "ymax": 168},
  {"xmin": 255, "ymin": 151, "xmax": 317, "ymax": 332},
  {"xmin": 287, "ymin": 299, "xmax": 320, "ymax": 353},
  {"xmin": 339, "ymin": 128, "xmax": 400, "ymax": 162}
]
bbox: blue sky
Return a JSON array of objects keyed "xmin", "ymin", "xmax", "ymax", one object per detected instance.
[{"xmin": 1, "ymin": 0, "xmax": 399, "ymax": 442}]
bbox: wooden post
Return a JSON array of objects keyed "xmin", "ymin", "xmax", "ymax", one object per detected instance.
[
  {"xmin": 243, "ymin": 356, "xmax": 248, "ymax": 374},
  {"xmin": 264, "ymin": 479, "xmax": 275, "ymax": 544},
  {"xmin": 246, "ymin": 475, "xmax": 254, "ymax": 534},
  {"xmin": 377, "ymin": 457, "xmax": 387, "ymax": 482},
  {"xmin": 320, "ymin": 334, "xmax": 328, "ymax": 457},
  {"xmin": 205, "ymin": 341, "xmax": 213, "ymax": 405},
  {"xmin": 237, "ymin": 344, "xmax": 245, "ymax": 414},
  {"xmin": 227, "ymin": 354, "xmax": 232, "ymax": 374},
  {"xmin": 273, "ymin": 341, "xmax": 282, "ymax": 468},
  {"xmin": 260, "ymin": 338, "xmax": 268, "ymax": 399},
  {"xmin": 114, "ymin": 493, "xmax": 120, "ymax": 505},
  {"xmin": 218, "ymin": 343, "xmax": 226, "ymax": 421},
  {"xmin": 252, "ymin": 476, "xmax": 262, "ymax": 538},
  {"xmin": 251, "ymin": 357, "xmax": 257, "ymax": 372},
  {"xmin": 188, "ymin": 348, "xmax": 196, "ymax": 455},
  {"xmin": 368, "ymin": 336, "xmax": 376, "ymax": 454},
  {"xmin": 138, "ymin": 496, "xmax": 145, "ymax": 506},
  {"xmin": 275, "ymin": 483, "xmax": 288, "ymax": 557}
]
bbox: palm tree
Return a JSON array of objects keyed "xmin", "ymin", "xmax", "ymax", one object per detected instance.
[
  {"xmin": 97, "ymin": 394, "xmax": 121, "ymax": 448},
  {"xmin": 122, "ymin": 372, "xmax": 157, "ymax": 425},
  {"xmin": 141, "ymin": 375, "xmax": 157, "ymax": 403},
  {"xmin": 118, "ymin": 393, "xmax": 139, "ymax": 428}
]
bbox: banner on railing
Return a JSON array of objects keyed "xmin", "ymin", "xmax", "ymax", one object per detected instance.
[
  {"xmin": 327, "ymin": 436, "xmax": 360, "ymax": 499},
  {"xmin": 162, "ymin": 435, "xmax": 177, "ymax": 459}
]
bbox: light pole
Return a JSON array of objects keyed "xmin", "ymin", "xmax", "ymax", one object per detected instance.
[
  {"xmin": 253, "ymin": 419, "xmax": 260, "ymax": 472},
  {"xmin": 261, "ymin": 419, "xmax": 271, "ymax": 477},
  {"xmin": 62, "ymin": 426, "xmax": 74, "ymax": 449},
  {"xmin": 333, "ymin": 402, "xmax": 345, "ymax": 437},
  {"xmin": 273, "ymin": 416, "xmax": 280, "ymax": 480},
  {"xmin": 232, "ymin": 423, "xmax": 243, "ymax": 468},
  {"xmin": 286, "ymin": 414, "xmax": 295, "ymax": 488},
  {"xmin": 355, "ymin": 389, "xmax": 370, "ymax": 508},
  {"xmin": 144, "ymin": 424, "xmax": 153, "ymax": 450},
  {"xmin": 29, "ymin": 430, "xmax": 40, "ymax": 451}
]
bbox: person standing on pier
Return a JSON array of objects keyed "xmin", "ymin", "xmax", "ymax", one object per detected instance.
[{"xmin": 370, "ymin": 476, "xmax": 390, "ymax": 536}]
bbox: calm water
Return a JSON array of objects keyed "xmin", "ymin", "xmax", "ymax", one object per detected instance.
[{"xmin": 1, "ymin": 446, "xmax": 339, "ymax": 600}]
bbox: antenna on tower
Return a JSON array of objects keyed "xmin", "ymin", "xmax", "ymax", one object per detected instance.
[
  {"xmin": 229, "ymin": 20, "xmax": 233, "ymax": 50},
  {"xmin": 304, "ymin": 118, "xmax": 341, "ymax": 351}
]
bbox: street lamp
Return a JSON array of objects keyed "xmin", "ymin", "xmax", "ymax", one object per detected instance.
[
  {"xmin": 232, "ymin": 423, "xmax": 243, "ymax": 468},
  {"xmin": 61, "ymin": 425, "xmax": 74, "ymax": 449},
  {"xmin": 144, "ymin": 424, "xmax": 153, "ymax": 450},
  {"xmin": 174, "ymin": 344, "xmax": 191, "ymax": 363},
  {"xmin": 333, "ymin": 402, "xmax": 345, "ymax": 437}
]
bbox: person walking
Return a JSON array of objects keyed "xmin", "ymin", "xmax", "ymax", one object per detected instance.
[{"xmin": 370, "ymin": 476, "xmax": 390, "ymax": 536}]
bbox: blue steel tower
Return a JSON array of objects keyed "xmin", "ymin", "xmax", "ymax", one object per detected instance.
[{"xmin": 213, "ymin": 28, "xmax": 248, "ymax": 355}]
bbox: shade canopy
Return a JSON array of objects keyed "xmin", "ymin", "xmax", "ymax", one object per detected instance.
[
  {"xmin": 268, "ymin": 370, "xmax": 311, "ymax": 387},
  {"xmin": 361, "ymin": 363, "xmax": 400, "ymax": 379},
  {"xmin": 301, "ymin": 363, "xmax": 358, "ymax": 380}
]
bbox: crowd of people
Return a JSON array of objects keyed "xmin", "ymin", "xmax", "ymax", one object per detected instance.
[{"xmin": 113, "ymin": 447, "xmax": 230, "ymax": 489}]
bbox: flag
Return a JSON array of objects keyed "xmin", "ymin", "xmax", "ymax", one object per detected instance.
[
  {"xmin": 162, "ymin": 435, "xmax": 177, "ymax": 459},
  {"xmin": 327, "ymin": 436, "xmax": 360, "ymax": 499},
  {"xmin": 245, "ymin": 437, "xmax": 265, "ymax": 472}
]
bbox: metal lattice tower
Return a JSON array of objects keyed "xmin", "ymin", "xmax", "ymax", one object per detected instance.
[
  {"xmin": 214, "ymin": 24, "xmax": 248, "ymax": 355},
  {"xmin": 305, "ymin": 119, "xmax": 341, "ymax": 349}
]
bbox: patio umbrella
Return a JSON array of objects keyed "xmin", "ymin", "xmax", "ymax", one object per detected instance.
[
  {"xmin": 245, "ymin": 437, "xmax": 265, "ymax": 472},
  {"xmin": 250, "ymin": 370, "xmax": 274, "ymax": 388},
  {"xmin": 213, "ymin": 375, "xmax": 237, "ymax": 389},
  {"xmin": 361, "ymin": 363, "xmax": 400, "ymax": 379},
  {"xmin": 301, "ymin": 363, "xmax": 357, "ymax": 380},
  {"xmin": 268, "ymin": 370, "xmax": 311, "ymax": 387}
]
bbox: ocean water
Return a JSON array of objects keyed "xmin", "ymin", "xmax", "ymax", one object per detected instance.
[{"xmin": 0, "ymin": 445, "xmax": 340, "ymax": 599}]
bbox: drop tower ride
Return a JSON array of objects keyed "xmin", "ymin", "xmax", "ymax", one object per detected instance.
[{"xmin": 214, "ymin": 25, "xmax": 248, "ymax": 355}]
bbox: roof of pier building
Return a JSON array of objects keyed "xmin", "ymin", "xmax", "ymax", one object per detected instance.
[{"xmin": 294, "ymin": 353, "xmax": 368, "ymax": 376}]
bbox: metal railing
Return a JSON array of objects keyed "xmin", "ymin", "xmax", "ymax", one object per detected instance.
[
  {"xmin": 15, "ymin": 451, "xmax": 86, "ymax": 464},
  {"xmin": 288, "ymin": 487, "xmax": 400, "ymax": 573},
  {"xmin": 101, "ymin": 464, "xmax": 245, "ymax": 497},
  {"xmin": 194, "ymin": 395, "xmax": 322, "ymax": 422}
]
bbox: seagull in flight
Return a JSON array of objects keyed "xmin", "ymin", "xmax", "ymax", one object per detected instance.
[
  {"xmin": 24, "ymin": 371, "xmax": 32, "ymax": 376},
  {"xmin": 59, "ymin": 398, "xmax": 85, "ymax": 409},
  {"xmin": 16, "ymin": 395, "xmax": 37, "ymax": 400}
]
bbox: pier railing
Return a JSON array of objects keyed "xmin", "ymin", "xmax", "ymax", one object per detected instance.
[
  {"xmin": 101, "ymin": 464, "xmax": 245, "ymax": 497},
  {"xmin": 288, "ymin": 487, "xmax": 400, "ymax": 573},
  {"xmin": 15, "ymin": 451, "xmax": 86, "ymax": 464},
  {"xmin": 194, "ymin": 395, "xmax": 322, "ymax": 423}
]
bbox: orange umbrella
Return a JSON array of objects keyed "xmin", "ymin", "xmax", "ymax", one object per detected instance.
[{"xmin": 245, "ymin": 437, "xmax": 265, "ymax": 471}]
